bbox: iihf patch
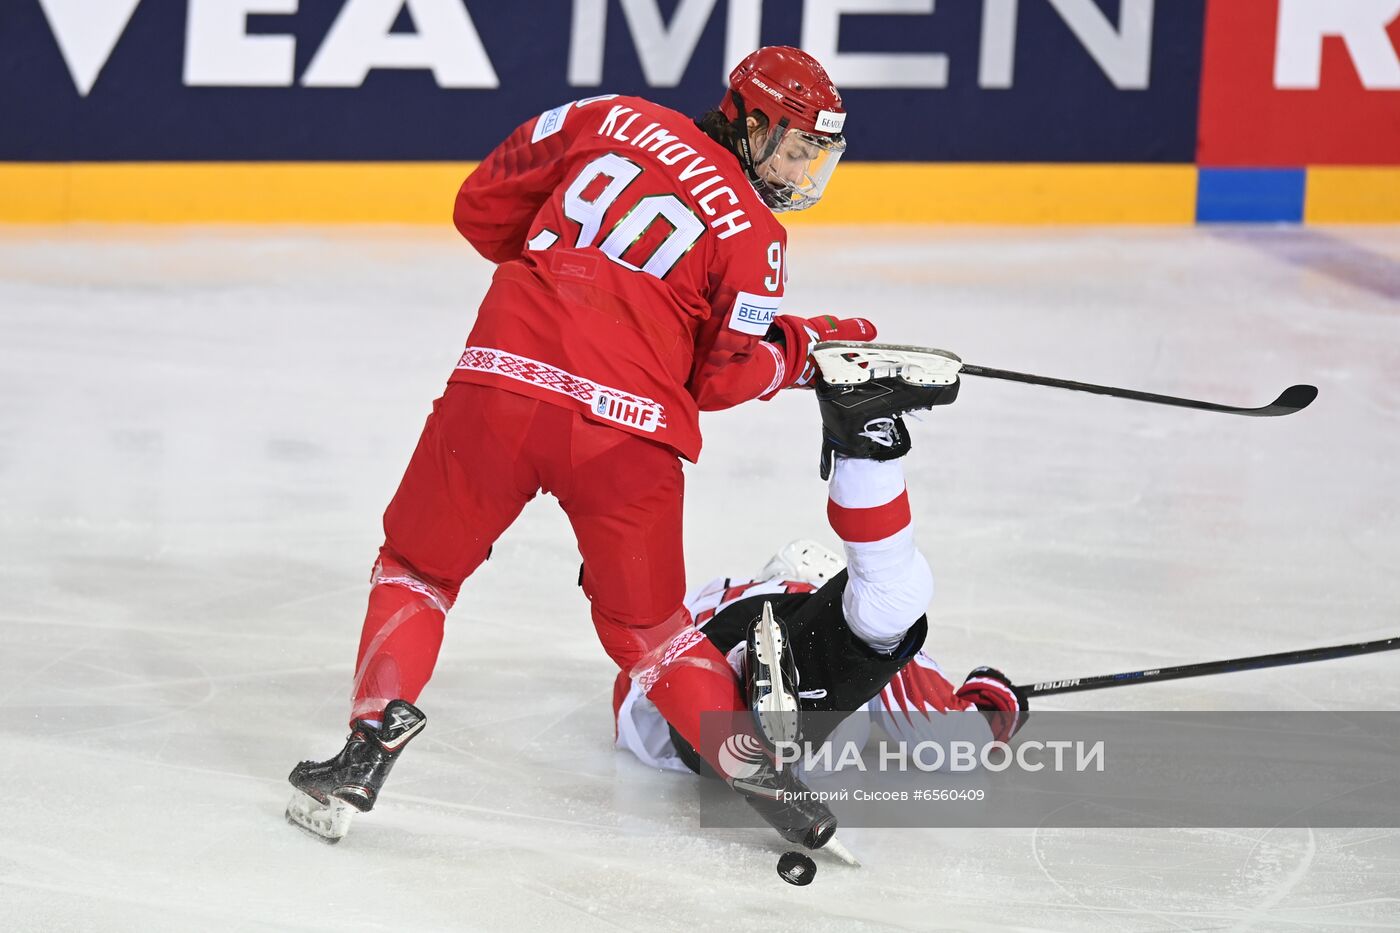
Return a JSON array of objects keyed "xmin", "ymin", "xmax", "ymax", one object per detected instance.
[{"xmin": 590, "ymin": 390, "xmax": 662, "ymax": 433}]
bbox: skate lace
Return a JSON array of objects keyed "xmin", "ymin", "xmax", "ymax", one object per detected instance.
[{"xmin": 859, "ymin": 417, "xmax": 898, "ymax": 448}]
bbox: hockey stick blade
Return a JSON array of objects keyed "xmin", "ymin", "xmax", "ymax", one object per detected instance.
[{"xmin": 1259, "ymin": 384, "xmax": 1319, "ymax": 417}]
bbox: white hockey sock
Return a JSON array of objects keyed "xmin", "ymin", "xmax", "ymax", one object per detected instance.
[
  {"xmin": 827, "ymin": 456, "xmax": 907, "ymax": 512},
  {"xmin": 826, "ymin": 457, "xmax": 933, "ymax": 653}
]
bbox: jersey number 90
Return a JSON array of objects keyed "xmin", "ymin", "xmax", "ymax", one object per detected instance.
[{"xmin": 531, "ymin": 154, "xmax": 706, "ymax": 279}]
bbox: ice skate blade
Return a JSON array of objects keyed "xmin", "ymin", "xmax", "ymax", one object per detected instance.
[
  {"xmin": 813, "ymin": 341, "xmax": 962, "ymax": 387},
  {"xmin": 285, "ymin": 789, "xmax": 354, "ymax": 844},
  {"xmin": 753, "ymin": 602, "xmax": 799, "ymax": 746},
  {"xmin": 821, "ymin": 836, "xmax": 861, "ymax": 867}
]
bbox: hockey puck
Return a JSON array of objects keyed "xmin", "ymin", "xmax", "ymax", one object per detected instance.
[{"xmin": 776, "ymin": 850, "xmax": 816, "ymax": 886}]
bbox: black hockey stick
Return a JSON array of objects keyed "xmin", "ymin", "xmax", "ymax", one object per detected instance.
[
  {"xmin": 958, "ymin": 363, "xmax": 1317, "ymax": 418},
  {"xmin": 1021, "ymin": 635, "xmax": 1400, "ymax": 697}
]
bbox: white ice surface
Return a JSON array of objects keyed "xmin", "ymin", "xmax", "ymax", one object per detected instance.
[{"xmin": 1, "ymin": 225, "xmax": 1398, "ymax": 932}]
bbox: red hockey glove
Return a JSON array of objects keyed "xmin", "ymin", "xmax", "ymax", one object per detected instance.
[
  {"xmin": 955, "ymin": 666, "xmax": 1029, "ymax": 744},
  {"xmin": 767, "ymin": 314, "xmax": 877, "ymax": 391}
]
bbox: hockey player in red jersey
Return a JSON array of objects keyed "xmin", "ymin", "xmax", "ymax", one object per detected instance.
[{"xmin": 287, "ymin": 48, "xmax": 881, "ymax": 848}]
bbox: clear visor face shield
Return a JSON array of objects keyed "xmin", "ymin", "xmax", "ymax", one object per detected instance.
[{"xmin": 751, "ymin": 126, "xmax": 846, "ymax": 213}]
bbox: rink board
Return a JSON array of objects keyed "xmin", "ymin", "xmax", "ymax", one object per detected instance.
[{"xmin": 7, "ymin": 0, "xmax": 1399, "ymax": 223}]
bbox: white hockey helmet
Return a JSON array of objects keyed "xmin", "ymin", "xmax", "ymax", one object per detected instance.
[{"xmin": 759, "ymin": 539, "xmax": 845, "ymax": 587}]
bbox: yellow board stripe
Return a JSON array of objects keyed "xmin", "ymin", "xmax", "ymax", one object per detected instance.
[
  {"xmin": 1305, "ymin": 167, "xmax": 1400, "ymax": 224},
  {"xmin": 0, "ymin": 162, "xmax": 1197, "ymax": 225},
  {"xmin": 0, "ymin": 162, "xmax": 1396, "ymax": 224},
  {"xmin": 0, "ymin": 163, "xmax": 468, "ymax": 224},
  {"xmin": 787, "ymin": 163, "xmax": 1198, "ymax": 225}
]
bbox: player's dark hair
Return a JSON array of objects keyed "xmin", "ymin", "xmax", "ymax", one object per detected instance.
[{"xmin": 696, "ymin": 108, "xmax": 768, "ymax": 159}]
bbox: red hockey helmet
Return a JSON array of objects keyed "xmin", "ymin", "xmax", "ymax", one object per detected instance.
[
  {"xmin": 718, "ymin": 47, "xmax": 847, "ymax": 212},
  {"xmin": 721, "ymin": 46, "xmax": 846, "ymax": 138}
]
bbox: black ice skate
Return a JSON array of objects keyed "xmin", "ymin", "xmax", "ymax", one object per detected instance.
[
  {"xmin": 730, "ymin": 755, "xmax": 838, "ymax": 851},
  {"xmin": 745, "ymin": 601, "xmax": 801, "ymax": 748},
  {"xmin": 811, "ymin": 342, "xmax": 962, "ymax": 479},
  {"xmin": 285, "ymin": 699, "xmax": 426, "ymax": 843}
]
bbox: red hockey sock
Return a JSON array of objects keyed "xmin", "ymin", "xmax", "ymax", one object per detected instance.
[
  {"xmin": 635, "ymin": 628, "xmax": 749, "ymax": 778},
  {"xmin": 826, "ymin": 457, "xmax": 911, "ymax": 544},
  {"xmin": 350, "ymin": 558, "xmax": 452, "ymax": 723}
]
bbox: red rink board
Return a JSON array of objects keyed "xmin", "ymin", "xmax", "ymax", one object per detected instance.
[{"xmin": 1198, "ymin": 0, "xmax": 1400, "ymax": 166}]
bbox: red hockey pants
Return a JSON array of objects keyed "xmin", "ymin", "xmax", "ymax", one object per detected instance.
[{"xmin": 350, "ymin": 383, "xmax": 745, "ymax": 768}]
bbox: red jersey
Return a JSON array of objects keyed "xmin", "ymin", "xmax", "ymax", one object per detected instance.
[{"xmin": 451, "ymin": 95, "xmax": 790, "ymax": 462}]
